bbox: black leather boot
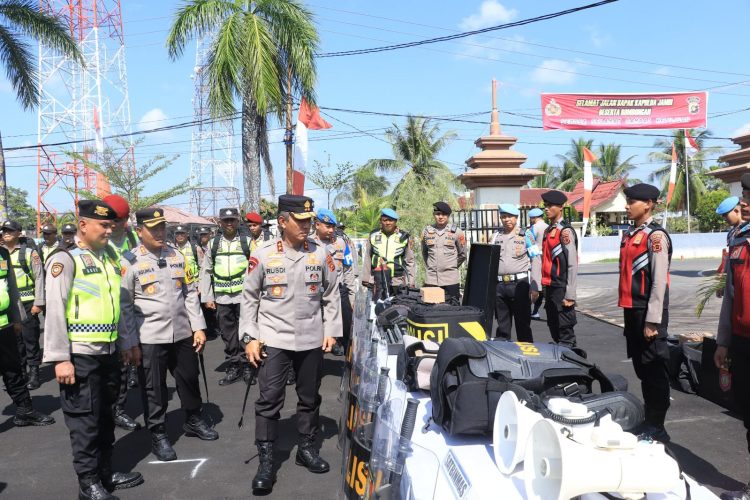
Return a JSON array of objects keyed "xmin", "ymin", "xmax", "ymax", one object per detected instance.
[
  {"xmin": 79, "ymin": 475, "xmax": 118, "ymax": 500},
  {"xmin": 13, "ymin": 400, "xmax": 54, "ymax": 426},
  {"xmin": 295, "ymin": 434, "xmax": 330, "ymax": 473},
  {"xmin": 252, "ymin": 441, "xmax": 276, "ymax": 492},
  {"xmin": 218, "ymin": 363, "xmax": 241, "ymax": 386},
  {"xmin": 183, "ymin": 413, "xmax": 219, "ymax": 441},
  {"xmin": 26, "ymin": 365, "xmax": 40, "ymax": 390},
  {"xmin": 151, "ymin": 428, "xmax": 177, "ymax": 461},
  {"xmin": 113, "ymin": 408, "xmax": 141, "ymax": 431}
]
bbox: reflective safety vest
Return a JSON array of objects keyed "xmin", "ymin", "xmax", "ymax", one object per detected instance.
[
  {"xmin": 618, "ymin": 222, "xmax": 672, "ymax": 309},
  {"xmin": 0, "ymin": 251, "xmax": 12, "ymax": 328},
  {"xmin": 727, "ymin": 225, "xmax": 750, "ymax": 337},
  {"xmin": 65, "ymin": 247, "xmax": 121, "ymax": 343},
  {"xmin": 41, "ymin": 242, "xmax": 59, "ymax": 266},
  {"xmin": 177, "ymin": 242, "xmax": 199, "ymax": 285},
  {"xmin": 10, "ymin": 246, "xmax": 35, "ymax": 303},
  {"xmin": 542, "ymin": 221, "xmax": 576, "ymax": 287},
  {"xmin": 108, "ymin": 230, "xmax": 138, "ymax": 258},
  {"xmin": 211, "ymin": 236, "xmax": 250, "ymax": 294},
  {"xmin": 369, "ymin": 229, "xmax": 409, "ymax": 278}
]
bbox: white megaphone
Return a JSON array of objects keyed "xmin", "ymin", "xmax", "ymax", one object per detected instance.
[
  {"xmin": 493, "ymin": 392, "xmax": 595, "ymax": 475},
  {"xmin": 523, "ymin": 419, "xmax": 681, "ymax": 500}
]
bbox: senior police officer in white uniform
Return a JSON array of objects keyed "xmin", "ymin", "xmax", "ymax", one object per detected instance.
[{"xmin": 241, "ymin": 194, "xmax": 342, "ymax": 493}]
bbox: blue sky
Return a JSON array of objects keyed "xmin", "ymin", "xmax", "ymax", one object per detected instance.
[{"xmin": 2, "ymin": 0, "xmax": 750, "ymax": 213}]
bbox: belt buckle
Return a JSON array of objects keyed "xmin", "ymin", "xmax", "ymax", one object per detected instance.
[{"xmin": 502, "ymin": 275, "xmax": 510, "ymax": 283}]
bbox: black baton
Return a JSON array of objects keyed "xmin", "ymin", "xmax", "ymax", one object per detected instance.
[
  {"xmin": 238, "ymin": 375, "xmax": 252, "ymax": 428},
  {"xmin": 198, "ymin": 352, "xmax": 209, "ymax": 403}
]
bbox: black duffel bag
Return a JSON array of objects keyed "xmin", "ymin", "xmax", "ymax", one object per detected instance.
[
  {"xmin": 430, "ymin": 337, "xmax": 639, "ymax": 436},
  {"xmin": 406, "ymin": 303, "xmax": 486, "ymax": 344}
]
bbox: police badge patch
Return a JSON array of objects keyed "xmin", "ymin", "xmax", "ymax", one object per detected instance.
[
  {"xmin": 51, "ymin": 262, "xmax": 63, "ymax": 278},
  {"xmin": 651, "ymin": 233, "xmax": 663, "ymax": 253},
  {"xmin": 561, "ymin": 230, "xmax": 571, "ymax": 245},
  {"xmin": 326, "ymin": 254, "xmax": 335, "ymax": 272}
]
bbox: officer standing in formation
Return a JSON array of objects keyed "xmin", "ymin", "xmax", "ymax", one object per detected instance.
[
  {"xmin": 40, "ymin": 223, "xmax": 60, "ymax": 265},
  {"xmin": 61, "ymin": 223, "xmax": 78, "ymax": 250},
  {"xmin": 200, "ymin": 208, "xmax": 252, "ymax": 386},
  {"xmin": 173, "ymin": 225, "xmax": 202, "ymax": 286},
  {"xmin": 2, "ymin": 220, "xmax": 45, "ymax": 390},
  {"xmin": 246, "ymin": 211, "xmax": 272, "ymax": 252},
  {"xmin": 715, "ymin": 174, "xmax": 750, "ymax": 500},
  {"xmin": 120, "ymin": 208, "xmax": 218, "ymax": 463},
  {"xmin": 362, "ymin": 208, "xmax": 415, "ymax": 297},
  {"xmin": 43, "ymin": 199, "xmax": 143, "ymax": 500},
  {"xmin": 312, "ymin": 208, "xmax": 356, "ymax": 356},
  {"xmin": 241, "ymin": 195, "xmax": 342, "ymax": 493},
  {"xmin": 526, "ymin": 208, "xmax": 547, "ymax": 319},
  {"xmin": 716, "ymin": 196, "xmax": 743, "ymax": 298},
  {"xmin": 618, "ymin": 184, "xmax": 672, "ymax": 443},
  {"xmin": 490, "ymin": 204, "xmax": 533, "ymax": 342},
  {"xmin": 196, "ymin": 226, "xmax": 217, "ymax": 339},
  {"xmin": 421, "ymin": 201, "xmax": 466, "ymax": 303},
  {"xmin": 531, "ymin": 190, "xmax": 579, "ymax": 348}
]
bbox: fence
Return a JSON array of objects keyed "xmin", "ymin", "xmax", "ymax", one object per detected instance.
[{"xmin": 450, "ymin": 207, "xmax": 573, "ymax": 243}]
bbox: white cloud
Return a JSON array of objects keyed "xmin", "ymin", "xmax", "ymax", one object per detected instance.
[
  {"xmin": 732, "ymin": 123, "xmax": 750, "ymax": 138},
  {"xmin": 459, "ymin": 0, "xmax": 518, "ymax": 31},
  {"xmin": 653, "ymin": 66, "xmax": 671, "ymax": 76},
  {"xmin": 585, "ymin": 26, "xmax": 610, "ymax": 48},
  {"xmin": 457, "ymin": 34, "xmax": 526, "ymax": 62},
  {"xmin": 530, "ymin": 59, "xmax": 577, "ymax": 85},
  {"xmin": 138, "ymin": 108, "xmax": 169, "ymax": 130}
]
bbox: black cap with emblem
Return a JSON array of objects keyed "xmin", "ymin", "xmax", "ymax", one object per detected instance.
[
  {"xmin": 541, "ymin": 190, "xmax": 568, "ymax": 206},
  {"xmin": 61, "ymin": 223, "xmax": 77, "ymax": 234},
  {"xmin": 198, "ymin": 226, "xmax": 211, "ymax": 234},
  {"xmin": 1, "ymin": 220, "xmax": 22, "ymax": 232},
  {"xmin": 135, "ymin": 207, "xmax": 167, "ymax": 228},
  {"xmin": 174, "ymin": 225, "xmax": 187, "ymax": 233},
  {"xmin": 78, "ymin": 199, "xmax": 116, "ymax": 220},
  {"xmin": 432, "ymin": 201, "xmax": 452, "ymax": 215},
  {"xmin": 623, "ymin": 183, "xmax": 660, "ymax": 202},
  {"xmin": 41, "ymin": 223, "xmax": 58, "ymax": 234},
  {"xmin": 219, "ymin": 207, "xmax": 240, "ymax": 220},
  {"xmin": 278, "ymin": 194, "xmax": 315, "ymax": 219}
]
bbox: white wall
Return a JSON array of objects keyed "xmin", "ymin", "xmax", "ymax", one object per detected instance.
[
  {"xmin": 579, "ymin": 231, "xmax": 727, "ymax": 264},
  {"xmin": 475, "ymin": 186, "xmax": 520, "ymax": 207}
]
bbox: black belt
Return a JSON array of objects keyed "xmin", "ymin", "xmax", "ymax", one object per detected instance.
[{"xmin": 498, "ymin": 272, "xmax": 528, "ymax": 283}]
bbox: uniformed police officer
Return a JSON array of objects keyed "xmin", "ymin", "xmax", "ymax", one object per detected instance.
[
  {"xmin": 422, "ymin": 201, "xmax": 466, "ymax": 303},
  {"xmin": 336, "ymin": 222, "xmax": 360, "ymax": 278},
  {"xmin": 120, "ymin": 208, "xmax": 218, "ymax": 463},
  {"xmin": 2, "ymin": 220, "xmax": 45, "ymax": 390},
  {"xmin": 240, "ymin": 194, "xmax": 342, "ymax": 493},
  {"xmin": 200, "ymin": 208, "xmax": 252, "ymax": 385},
  {"xmin": 246, "ymin": 211, "xmax": 272, "ymax": 252},
  {"xmin": 312, "ymin": 208, "xmax": 356, "ymax": 357},
  {"xmin": 61, "ymin": 223, "xmax": 77, "ymax": 250},
  {"xmin": 618, "ymin": 183, "xmax": 672, "ymax": 442},
  {"xmin": 43, "ymin": 199, "xmax": 143, "ymax": 500},
  {"xmin": 716, "ymin": 196, "xmax": 743, "ymax": 298},
  {"xmin": 490, "ymin": 204, "xmax": 533, "ymax": 342},
  {"xmin": 40, "ymin": 223, "xmax": 60, "ymax": 265},
  {"xmin": 531, "ymin": 190, "xmax": 579, "ymax": 347},
  {"xmin": 361, "ymin": 208, "xmax": 415, "ymax": 298},
  {"xmin": 715, "ymin": 173, "xmax": 750, "ymax": 500},
  {"xmin": 526, "ymin": 208, "xmax": 547, "ymax": 319},
  {"xmin": 173, "ymin": 225, "xmax": 202, "ymax": 286},
  {"xmin": 196, "ymin": 226, "xmax": 217, "ymax": 340}
]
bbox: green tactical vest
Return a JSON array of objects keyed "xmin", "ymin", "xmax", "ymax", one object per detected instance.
[
  {"xmin": 369, "ymin": 230, "xmax": 410, "ymax": 278},
  {"xmin": 108, "ymin": 229, "xmax": 138, "ymax": 258},
  {"xmin": 65, "ymin": 247, "xmax": 121, "ymax": 343},
  {"xmin": 10, "ymin": 247, "xmax": 35, "ymax": 303},
  {"xmin": 178, "ymin": 243, "xmax": 199, "ymax": 285},
  {"xmin": 212, "ymin": 237, "xmax": 249, "ymax": 294},
  {"xmin": 0, "ymin": 253, "xmax": 12, "ymax": 328}
]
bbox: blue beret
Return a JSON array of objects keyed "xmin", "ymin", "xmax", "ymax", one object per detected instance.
[
  {"xmin": 316, "ymin": 208, "xmax": 337, "ymax": 226},
  {"xmin": 528, "ymin": 208, "xmax": 544, "ymax": 218},
  {"xmin": 716, "ymin": 196, "xmax": 740, "ymax": 215},
  {"xmin": 499, "ymin": 203, "xmax": 519, "ymax": 216},
  {"xmin": 380, "ymin": 208, "xmax": 399, "ymax": 220}
]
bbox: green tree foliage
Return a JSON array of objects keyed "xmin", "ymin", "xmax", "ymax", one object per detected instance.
[
  {"xmin": 7, "ymin": 186, "xmax": 36, "ymax": 230},
  {"xmin": 307, "ymin": 157, "xmax": 354, "ymax": 209},
  {"xmin": 595, "ymin": 143, "xmax": 636, "ymax": 183},
  {"xmin": 336, "ymin": 163, "xmax": 390, "ymax": 207},
  {"xmin": 166, "ymin": 0, "xmax": 319, "ymax": 211},
  {"xmin": 530, "ymin": 160, "xmax": 558, "ymax": 188},
  {"xmin": 259, "ymin": 198, "xmax": 278, "ymax": 221},
  {"xmin": 694, "ymin": 189, "xmax": 730, "ymax": 232}
]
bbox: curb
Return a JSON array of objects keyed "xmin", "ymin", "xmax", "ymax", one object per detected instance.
[{"xmin": 577, "ymin": 307, "xmax": 624, "ymax": 329}]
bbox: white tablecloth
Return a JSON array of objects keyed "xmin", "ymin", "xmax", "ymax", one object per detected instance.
[{"xmin": 401, "ymin": 395, "xmax": 718, "ymax": 500}]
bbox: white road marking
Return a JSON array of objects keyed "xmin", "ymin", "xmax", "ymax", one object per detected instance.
[{"xmin": 148, "ymin": 458, "xmax": 207, "ymax": 479}]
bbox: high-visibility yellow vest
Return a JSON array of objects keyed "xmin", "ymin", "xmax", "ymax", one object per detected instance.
[
  {"xmin": 211, "ymin": 236, "xmax": 250, "ymax": 294},
  {"xmin": 108, "ymin": 230, "xmax": 138, "ymax": 258},
  {"xmin": 0, "ymin": 252, "xmax": 12, "ymax": 328},
  {"xmin": 10, "ymin": 247, "xmax": 35, "ymax": 303},
  {"xmin": 177, "ymin": 243, "xmax": 199, "ymax": 285},
  {"xmin": 65, "ymin": 247, "xmax": 121, "ymax": 343},
  {"xmin": 369, "ymin": 229, "xmax": 410, "ymax": 278}
]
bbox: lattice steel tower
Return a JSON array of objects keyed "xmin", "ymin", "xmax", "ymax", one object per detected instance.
[
  {"xmin": 189, "ymin": 32, "xmax": 241, "ymax": 218},
  {"xmin": 37, "ymin": 0, "xmax": 133, "ymax": 227}
]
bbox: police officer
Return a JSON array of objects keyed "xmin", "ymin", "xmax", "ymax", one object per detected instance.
[
  {"xmin": 120, "ymin": 208, "xmax": 218, "ymax": 462},
  {"xmin": 336, "ymin": 222, "xmax": 360, "ymax": 278},
  {"xmin": 241, "ymin": 195, "xmax": 342, "ymax": 493},
  {"xmin": 43, "ymin": 199, "xmax": 143, "ymax": 500},
  {"xmin": 526, "ymin": 208, "xmax": 547, "ymax": 319},
  {"xmin": 422, "ymin": 201, "xmax": 466, "ymax": 303},
  {"xmin": 246, "ymin": 211, "xmax": 272, "ymax": 252},
  {"xmin": 198, "ymin": 226, "xmax": 212, "ymax": 252},
  {"xmin": 716, "ymin": 196, "xmax": 743, "ymax": 297},
  {"xmin": 40, "ymin": 223, "xmax": 60, "ymax": 265},
  {"xmin": 361, "ymin": 208, "xmax": 415, "ymax": 297},
  {"xmin": 312, "ymin": 208, "xmax": 355, "ymax": 357},
  {"xmin": 174, "ymin": 225, "xmax": 202, "ymax": 286},
  {"xmin": 490, "ymin": 204, "xmax": 533, "ymax": 342},
  {"xmin": 531, "ymin": 190, "xmax": 578, "ymax": 347},
  {"xmin": 103, "ymin": 194, "xmax": 141, "ymax": 432},
  {"xmin": 1, "ymin": 220, "xmax": 45, "ymax": 390},
  {"xmin": 200, "ymin": 208, "xmax": 252, "ymax": 385},
  {"xmin": 197, "ymin": 226, "xmax": 217, "ymax": 340},
  {"xmin": 618, "ymin": 183, "xmax": 672, "ymax": 442},
  {"xmin": 61, "ymin": 223, "xmax": 77, "ymax": 250}
]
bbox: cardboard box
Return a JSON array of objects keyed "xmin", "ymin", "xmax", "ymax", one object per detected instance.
[{"xmin": 420, "ymin": 287, "xmax": 445, "ymax": 304}]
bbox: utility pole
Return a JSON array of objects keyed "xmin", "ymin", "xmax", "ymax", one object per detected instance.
[
  {"xmin": 0, "ymin": 132, "xmax": 7, "ymax": 222},
  {"xmin": 285, "ymin": 65, "xmax": 294, "ymax": 194}
]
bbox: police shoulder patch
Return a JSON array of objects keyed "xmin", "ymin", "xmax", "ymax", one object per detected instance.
[
  {"xmin": 247, "ymin": 256, "xmax": 259, "ymax": 273},
  {"xmin": 326, "ymin": 254, "xmax": 335, "ymax": 272},
  {"xmin": 32, "ymin": 253, "xmax": 40, "ymax": 265},
  {"xmin": 651, "ymin": 232, "xmax": 663, "ymax": 253},
  {"xmin": 561, "ymin": 229, "xmax": 572, "ymax": 245},
  {"xmin": 51, "ymin": 262, "xmax": 63, "ymax": 278}
]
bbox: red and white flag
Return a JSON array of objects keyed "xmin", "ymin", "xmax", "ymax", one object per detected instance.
[
  {"xmin": 685, "ymin": 129, "xmax": 700, "ymax": 157},
  {"xmin": 293, "ymin": 98, "xmax": 332, "ymax": 174},
  {"xmin": 582, "ymin": 147, "xmax": 597, "ymax": 232},
  {"xmin": 667, "ymin": 142, "xmax": 677, "ymax": 205}
]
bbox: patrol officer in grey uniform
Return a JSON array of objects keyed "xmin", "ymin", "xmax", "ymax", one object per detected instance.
[
  {"xmin": 40, "ymin": 223, "xmax": 60, "ymax": 265},
  {"xmin": 44, "ymin": 199, "xmax": 143, "ymax": 500},
  {"xmin": 61, "ymin": 223, "xmax": 78, "ymax": 250},
  {"xmin": 241, "ymin": 194, "xmax": 342, "ymax": 493},
  {"xmin": 120, "ymin": 208, "xmax": 218, "ymax": 463},
  {"xmin": 526, "ymin": 208, "xmax": 547, "ymax": 319},
  {"xmin": 421, "ymin": 201, "xmax": 466, "ymax": 303},
  {"xmin": 490, "ymin": 204, "xmax": 533, "ymax": 342}
]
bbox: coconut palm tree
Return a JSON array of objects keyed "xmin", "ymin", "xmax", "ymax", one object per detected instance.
[
  {"xmin": 335, "ymin": 162, "xmax": 390, "ymax": 208},
  {"xmin": 529, "ymin": 160, "xmax": 558, "ymax": 188},
  {"xmin": 166, "ymin": 0, "xmax": 319, "ymax": 211},
  {"xmin": 596, "ymin": 143, "xmax": 636, "ymax": 183},
  {"xmin": 0, "ymin": 0, "xmax": 82, "ymax": 220},
  {"xmin": 556, "ymin": 138, "xmax": 593, "ymax": 192}
]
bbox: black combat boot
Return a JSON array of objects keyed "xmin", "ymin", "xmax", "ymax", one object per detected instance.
[
  {"xmin": 26, "ymin": 365, "xmax": 40, "ymax": 390},
  {"xmin": 295, "ymin": 434, "xmax": 330, "ymax": 473},
  {"xmin": 13, "ymin": 399, "xmax": 54, "ymax": 426},
  {"xmin": 151, "ymin": 427, "xmax": 177, "ymax": 461},
  {"xmin": 721, "ymin": 483, "xmax": 750, "ymax": 500},
  {"xmin": 218, "ymin": 363, "xmax": 241, "ymax": 386},
  {"xmin": 113, "ymin": 408, "xmax": 141, "ymax": 431},
  {"xmin": 99, "ymin": 456, "xmax": 144, "ymax": 492},
  {"xmin": 79, "ymin": 474, "xmax": 118, "ymax": 500},
  {"xmin": 252, "ymin": 441, "xmax": 276, "ymax": 492},
  {"xmin": 183, "ymin": 413, "xmax": 219, "ymax": 440}
]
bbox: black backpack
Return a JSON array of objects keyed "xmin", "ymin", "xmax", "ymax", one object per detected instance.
[{"xmin": 210, "ymin": 234, "xmax": 250, "ymax": 264}]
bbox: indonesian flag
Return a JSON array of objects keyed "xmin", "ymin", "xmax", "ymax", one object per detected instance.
[
  {"xmin": 293, "ymin": 98, "xmax": 332, "ymax": 174},
  {"xmin": 292, "ymin": 169, "xmax": 305, "ymax": 196},
  {"xmin": 667, "ymin": 142, "xmax": 677, "ymax": 205},
  {"xmin": 93, "ymin": 105, "xmax": 104, "ymax": 153},
  {"xmin": 685, "ymin": 129, "xmax": 700, "ymax": 157},
  {"xmin": 582, "ymin": 147, "xmax": 597, "ymax": 234}
]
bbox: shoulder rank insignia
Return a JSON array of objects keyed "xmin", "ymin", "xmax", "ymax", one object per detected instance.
[{"xmin": 276, "ymin": 241, "xmax": 283, "ymax": 253}]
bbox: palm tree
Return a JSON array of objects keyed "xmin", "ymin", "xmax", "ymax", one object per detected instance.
[
  {"xmin": 166, "ymin": 0, "xmax": 319, "ymax": 211},
  {"xmin": 596, "ymin": 143, "xmax": 636, "ymax": 183},
  {"xmin": 0, "ymin": 0, "xmax": 82, "ymax": 220},
  {"xmin": 556, "ymin": 138, "xmax": 593, "ymax": 192},
  {"xmin": 335, "ymin": 162, "xmax": 390, "ymax": 207},
  {"xmin": 647, "ymin": 129, "xmax": 723, "ymax": 213},
  {"xmin": 529, "ymin": 160, "xmax": 558, "ymax": 188}
]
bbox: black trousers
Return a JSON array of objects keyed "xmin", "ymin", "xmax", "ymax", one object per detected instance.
[
  {"xmin": 729, "ymin": 335, "xmax": 750, "ymax": 454},
  {"xmin": 216, "ymin": 303, "xmax": 244, "ymax": 365},
  {"xmin": 115, "ymin": 361, "xmax": 129, "ymax": 410},
  {"xmin": 255, "ymin": 347, "xmax": 323, "ymax": 442},
  {"xmin": 60, "ymin": 353, "xmax": 119, "ymax": 479},
  {"xmin": 139, "ymin": 337, "xmax": 202, "ymax": 431},
  {"xmin": 494, "ymin": 280, "xmax": 533, "ymax": 342},
  {"xmin": 0, "ymin": 325, "xmax": 30, "ymax": 406},
  {"xmin": 340, "ymin": 287, "xmax": 353, "ymax": 347},
  {"xmin": 624, "ymin": 308, "xmax": 670, "ymax": 427},
  {"xmin": 17, "ymin": 302, "xmax": 41, "ymax": 367},
  {"xmin": 439, "ymin": 284, "xmax": 461, "ymax": 304},
  {"xmin": 544, "ymin": 286, "xmax": 577, "ymax": 347},
  {"xmin": 201, "ymin": 303, "xmax": 218, "ymax": 337},
  {"xmin": 532, "ymin": 291, "xmax": 544, "ymax": 314}
]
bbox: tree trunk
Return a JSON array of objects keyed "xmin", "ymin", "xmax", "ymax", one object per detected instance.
[
  {"xmin": 242, "ymin": 95, "xmax": 261, "ymax": 212},
  {"xmin": 0, "ymin": 132, "xmax": 8, "ymax": 222}
]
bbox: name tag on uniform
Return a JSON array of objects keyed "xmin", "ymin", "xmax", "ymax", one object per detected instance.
[{"xmin": 82, "ymin": 266, "xmax": 101, "ymax": 275}]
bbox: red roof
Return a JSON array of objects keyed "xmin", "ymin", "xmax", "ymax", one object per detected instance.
[
  {"xmin": 568, "ymin": 179, "xmax": 625, "ymax": 212},
  {"xmin": 156, "ymin": 205, "xmax": 214, "ymax": 225},
  {"xmin": 519, "ymin": 188, "xmax": 572, "ymax": 208}
]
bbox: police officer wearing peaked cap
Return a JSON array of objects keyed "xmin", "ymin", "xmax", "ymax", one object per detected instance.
[
  {"xmin": 43, "ymin": 199, "xmax": 143, "ymax": 499},
  {"xmin": 422, "ymin": 201, "xmax": 466, "ymax": 302},
  {"xmin": 61, "ymin": 222, "xmax": 78, "ymax": 250},
  {"xmin": 240, "ymin": 194, "xmax": 342, "ymax": 493}
]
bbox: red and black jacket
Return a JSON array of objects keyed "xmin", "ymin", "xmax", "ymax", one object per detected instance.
[
  {"xmin": 542, "ymin": 220, "xmax": 577, "ymax": 288},
  {"xmin": 727, "ymin": 224, "xmax": 750, "ymax": 337},
  {"xmin": 618, "ymin": 221, "xmax": 672, "ymax": 309}
]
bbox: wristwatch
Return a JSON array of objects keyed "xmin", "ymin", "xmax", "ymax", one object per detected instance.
[{"xmin": 242, "ymin": 334, "xmax": 255, "ymax": 344}]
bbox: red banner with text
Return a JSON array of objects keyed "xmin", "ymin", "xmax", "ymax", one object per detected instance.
[{"xmin": 540, "ymin": 92, "xmax": 707, "ymax": 130}]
